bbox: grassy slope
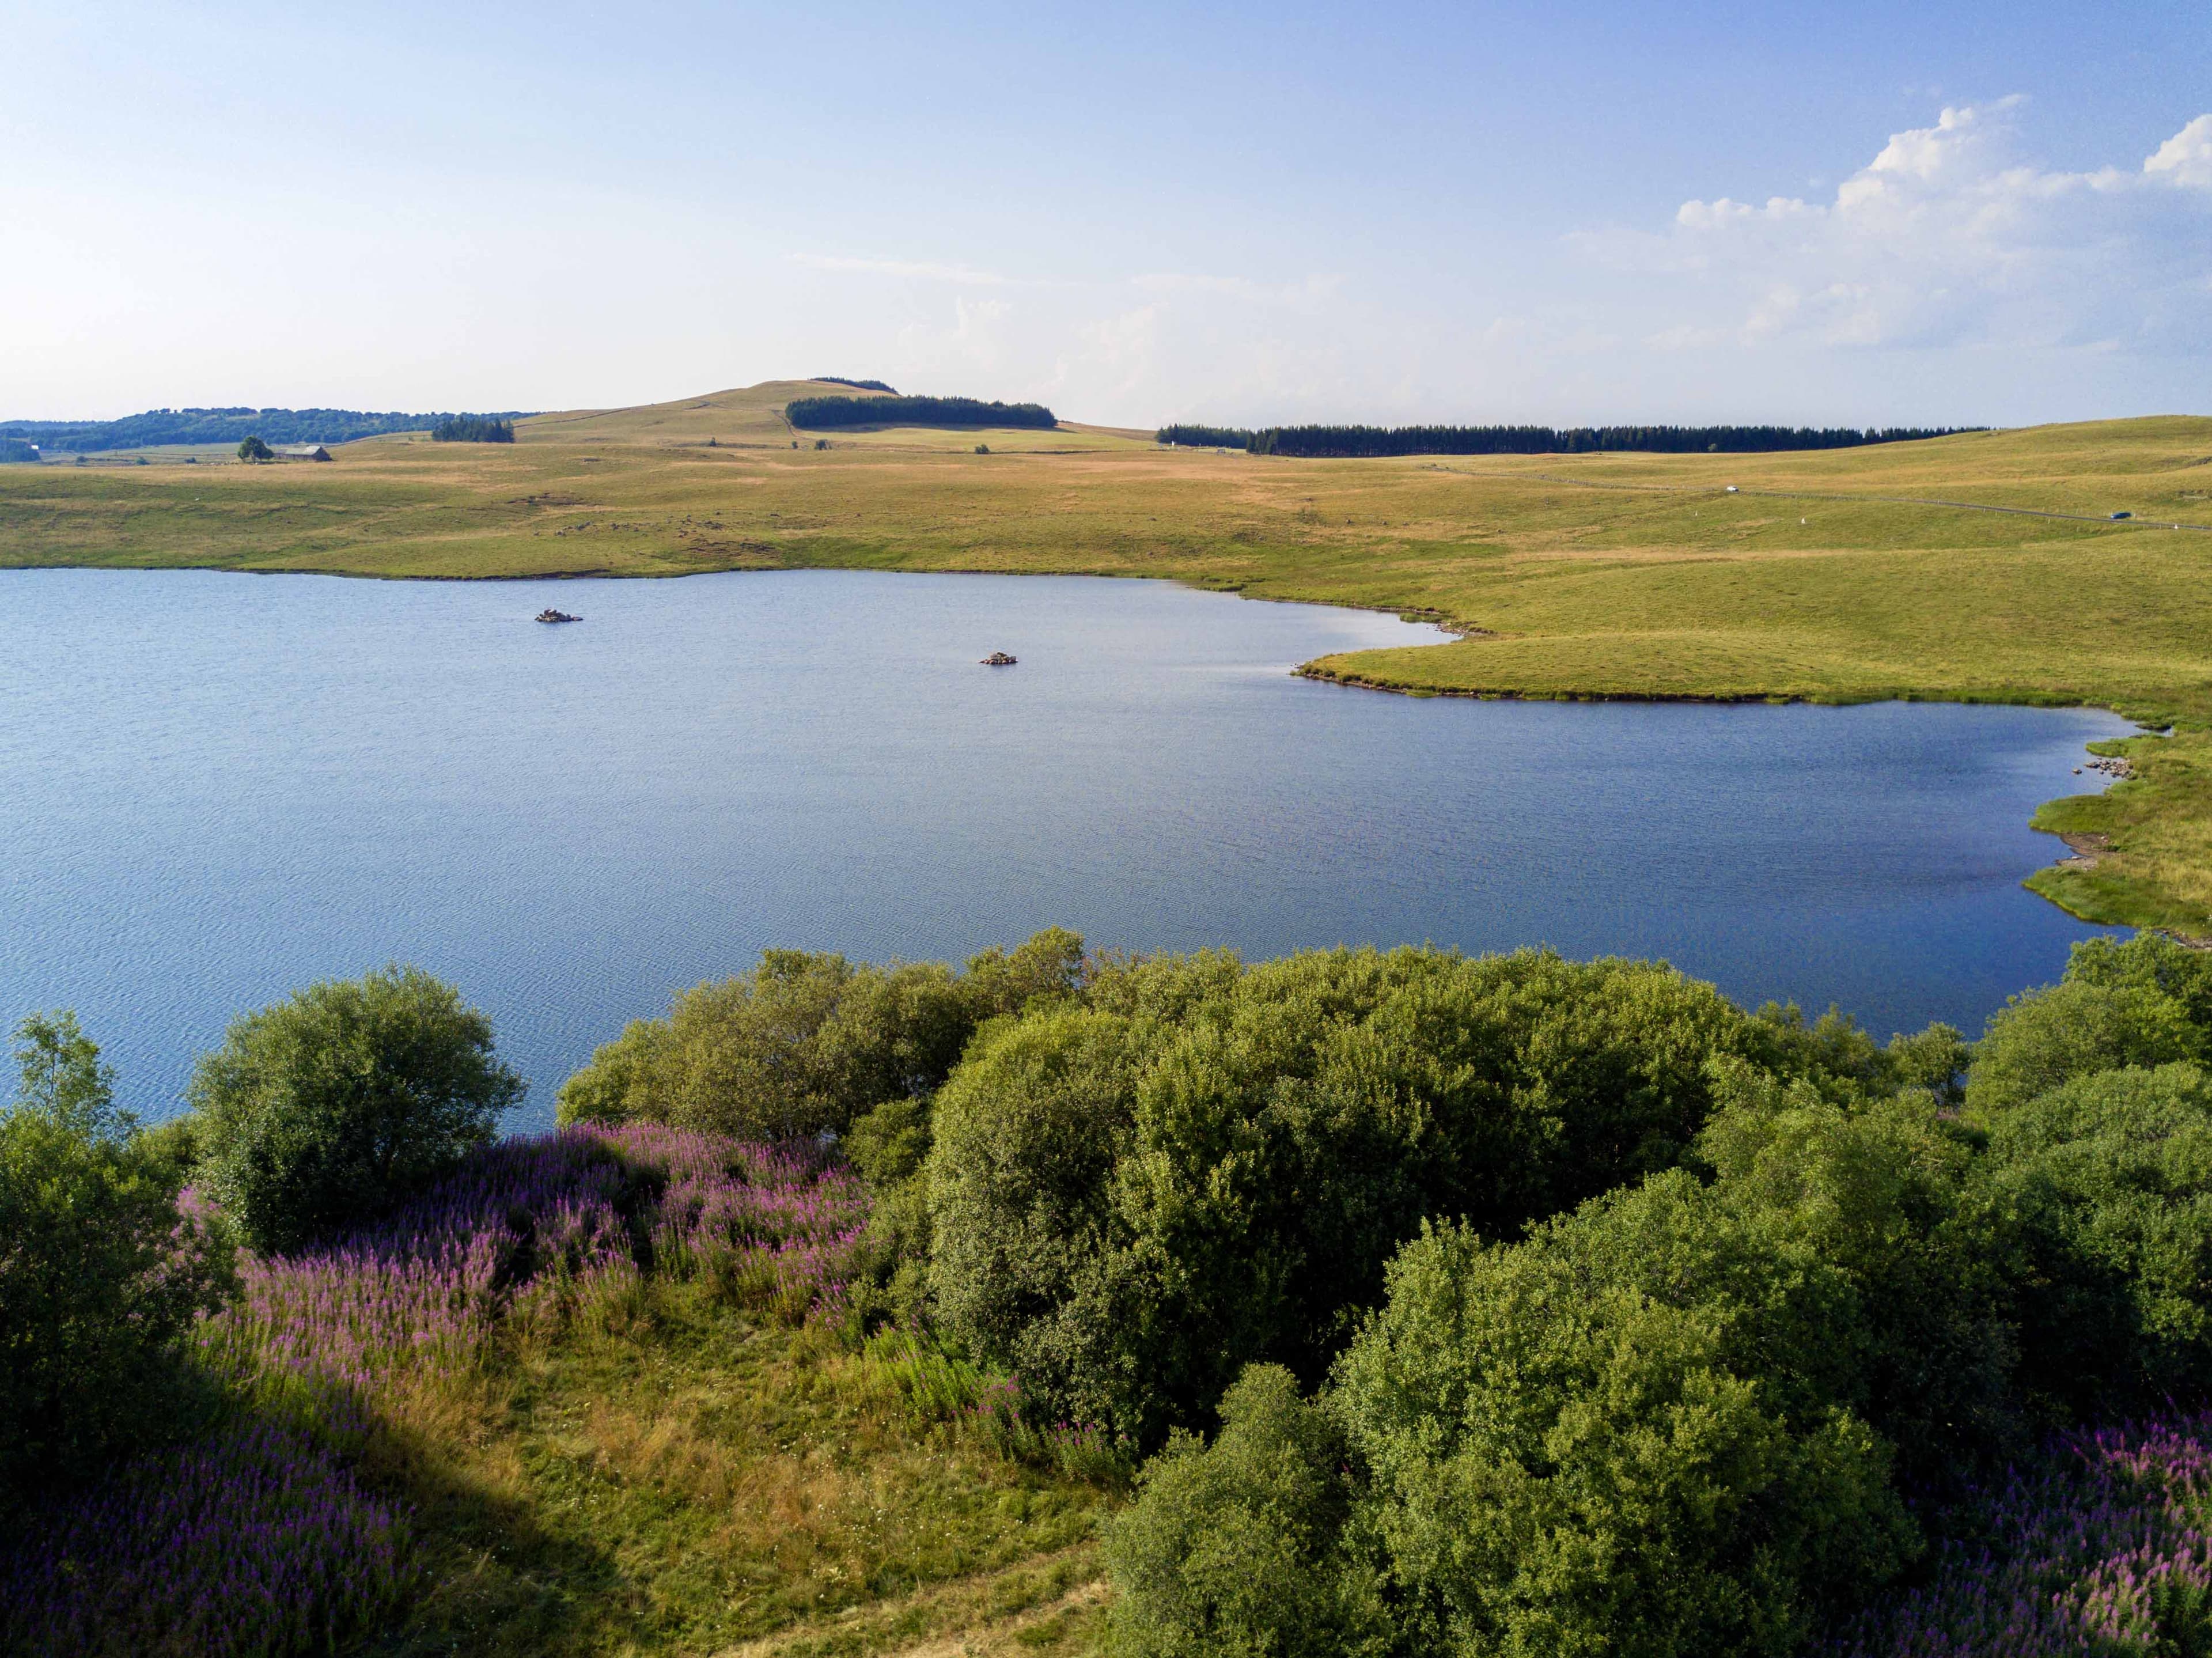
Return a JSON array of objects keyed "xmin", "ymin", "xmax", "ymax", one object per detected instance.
[
  {"xmin": 380, "ymin": 1280, "xmax": 1113, "ymax": 1658},
  {"xmin": 2, "ymin": 387, "xmax": 2207, "ymax": 929}
]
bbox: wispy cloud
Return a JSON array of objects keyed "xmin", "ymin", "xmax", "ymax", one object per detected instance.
[
  {"xmin": 1131, "ymin": 272, "xmax": 1343, "ymax": 309},
  {"xmin": 791, "ymin": 253, "xmax": 1018, "ymax": 286}
]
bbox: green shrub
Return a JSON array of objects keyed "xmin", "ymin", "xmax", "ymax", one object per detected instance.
[
  {"xmin": 1975, "ymin": 1060, "xmax": 2212, "ymax": 1419},
  {"xmin": 2067, "ymin": 932, "xmax": 2212, "ymax": 1031},
  {"xmin": 846, "ymin": 1093, "xmax": 931, "ymax": 1187},
  {"xmin": 0, "ymin": 1015, "xmax": 234, "ymax": 1487},
  {"xmin": 926, "ymin": 1001, "xmax": 1144, "ymax": 1426},
  {"xmin": 1104, "ymin": 1365, "xmax": 1385, "ymax": 1658},
  {"xmin": 1749, "ymin": 1004, "xmax": 1971, "ymax": 1104},
  {"xmin": 191, "ymin": 966, "xmax": 524, "ymax": 1253},
  {"xmin": 1967, "ymin": 933, "xmax": 2212, "ymax": 1116},
  {"xmin": 846, "ymin": 1097, "xmax": 939, "ymax": 1325},
  {"xmin": 1104, "ymin": 1078, "xmax": 2035, "ymax": 1658},
  {"xmin": 1332, "ymin": 1196, "xmax": 1917, "ymax": 1658},
  {"xmin": 555, "ymin": 929, "xmax": 1082, "ymax": 1138},
  {"xmin": 928, "ymin": 946, "xmax": 1846, "ymax": 1444},
  {"xmin": 1108, "ymin": 1082, "xmax": 2014, "ymax": 1658},
  {"xmin": 1695, "ymin": 1069, "xmax": 2021, "ymax": 1482}
]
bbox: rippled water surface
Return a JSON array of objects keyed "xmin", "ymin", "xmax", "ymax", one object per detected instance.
[{"xmin": 0, "ymin": 567, "xmax": 2127, "ymax": 1128}]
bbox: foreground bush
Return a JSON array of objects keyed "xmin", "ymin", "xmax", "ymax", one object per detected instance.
[
  {"xmin": 1978, "ymin": 1059, "xmax": 2212, "ymax": 1423},
  {"xmin": 1104, "ymin": 1365, "xmax": 1384, "ymax": 1658},
  {"xmin": 1101, "ymin": 936, "xmax": 2212, "ymax": 1658},
  {"xmin": 1330, "ymin": 1174, "xmax": 1927, "ymax": 1658},
  {"xmin": 556, "ymin": 928, "xmax": 1083, "ymax": 1139},
  {"xmin": 1103, "ymin": 1087, "xmax": 2025, "ymax": 1657},
  {"xmin": 0, "ymin": 1014, "xmax": 233, "ymax": 1488},
  {"xmin": 1967, "ymin": 932, "xmax": 2212, "ymax": 1116},
  {"xmin": 190, "ymin": 966, "xmax": 525, "ymax": 1253},
  {"xmin": 927, "ymin": 945, "xmax": 1923, "ymax": 1443}
]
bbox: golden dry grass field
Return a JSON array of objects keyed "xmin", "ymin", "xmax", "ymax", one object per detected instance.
[{"xmin": 4, "ymin": 379, "xmax": 2208, "ymax": 933}]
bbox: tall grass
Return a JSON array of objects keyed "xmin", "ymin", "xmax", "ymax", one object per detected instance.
[
  {"xmin": 0, "ymin": 1421, "xmax": 410, "ymax": 1658},
  {"xmin": 861, "ymin": 1327, "xmax": 1137, "ymax": 1489},
  {"xmin": 0, "ymin": 1124, "xmax": 871, "ymax": 1656}
]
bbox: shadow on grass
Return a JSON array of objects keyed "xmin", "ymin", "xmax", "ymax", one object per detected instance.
[{"xmin": 350, "ymin": 1402, "xmax": 626, "ymax": 1658}]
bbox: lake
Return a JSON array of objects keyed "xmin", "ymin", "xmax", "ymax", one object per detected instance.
[{"xmin": 0, "ymin": 567, "xmax": 2127, "ymax": 1130}]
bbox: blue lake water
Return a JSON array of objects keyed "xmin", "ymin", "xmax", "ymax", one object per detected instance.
[{"xmin": 0, "ymin": 567, "xmax": 2127, "ymax": 1130}]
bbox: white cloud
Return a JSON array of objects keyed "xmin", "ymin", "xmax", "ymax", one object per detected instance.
[
  {"xmin": 1621, "ymin": 101, "xmax": 2212, "ymax": 353},
  {"xmin": 2147, "ymin": 115, "xmax": 2212, "ymax": 189}
]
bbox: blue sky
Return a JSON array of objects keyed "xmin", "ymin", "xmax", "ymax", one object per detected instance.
[{"xmin": 3, "ymin": 1, "xmax": 2206, "ymax": 426}]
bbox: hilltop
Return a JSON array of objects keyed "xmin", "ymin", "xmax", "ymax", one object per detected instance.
[
  {"xmin": 0, "ymin": 389, "xmax": 2205, "ymax": 934},
  {"xmin": 512, "ymin": 378, "xmax": 1149, "ymax": 452}
]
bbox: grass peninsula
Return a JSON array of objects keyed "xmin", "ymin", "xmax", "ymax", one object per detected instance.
[{"xmin": 3, "ymin": 379, "xmax": 2207, "ymax": 935}]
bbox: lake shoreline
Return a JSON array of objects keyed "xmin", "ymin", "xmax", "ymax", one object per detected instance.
[{"xmin": 1291, "ymin": 656, "xmax": 2192, "ymax": 942}]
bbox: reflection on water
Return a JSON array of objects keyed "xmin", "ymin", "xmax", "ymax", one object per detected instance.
[{"xmin": 0, "ymin": 567, "xmax": 2126, "ymax": 1127}]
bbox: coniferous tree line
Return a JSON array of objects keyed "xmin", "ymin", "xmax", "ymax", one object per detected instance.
[
  {"xmin": 1157, "ymin": 423, "xmax": 1260, "ymax": 449},
  {"xmin": 0, "ymin": 437, "xmax": 39, "ymax": 463},
  {"xmin": 427, "ymin": 415, "xmax": 516, "ymax": 444},
  {"xmin": 1156, "ymin": 422, "xmax": 1984, "ymax": 456},
  {"xmin": 0, "ymin": 408, "xmax": 525, "ymax": 455},
  {"xmin": 811, "ymin": 377, "xmax": 898, "ymax": 393},
  {"xmin": 785, "ymin": 395, "xmax": 1058, "ymax": 430}
]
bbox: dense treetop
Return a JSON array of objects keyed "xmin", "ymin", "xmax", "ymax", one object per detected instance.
[
  {"xmin": 1, "ymin": 1013, "xmax": 232, "ymax": 1489},
  {"xmin": 429, "ymin": 415, "xmax": 515, "ymax": 444},
  {"xmin": 1157, "ymin": 423, "xmax": 1258, "ymax": 449},
  {"xmin": 786, "ymin": 394, "xmax": 1058, "ymax": 431},
  {"xmin": 190, "ymin": 965, "xmax": 524, "ymax": 1253}
]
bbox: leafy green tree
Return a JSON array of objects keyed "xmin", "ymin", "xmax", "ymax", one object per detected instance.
[
  {"xmin": 1332, "ymin": 1196, "xmax": 1917, "ymax": 1658},
  {"xmin": 2067, "ymin": 932, "xmax": 2212, "ymax": 1033},
  {"xmin": 0, "ymin": 1014, "xmax": 234, "ymax": 1486},
  {"xmin": 1975, "ymin": 1060, "xmax": 2212, "ymax": 1420},
  {"xmin": 191, "ymin": 966, "xmax": 524, "ymax": 1252},
  {"xmin": 555, "ymin": 929, "xmax": 1083, "ymax": 1138},
  {"xmin": 236, "ymin": 435, "xmax": 272, "ymax": 461},
  {"xmin": 1105, "ymin": 1365, "xmax": 1386, "ymax": 1658},
  {"xmin": 1967, "ymin": 933, "xmax": 2212, "ymax": 1117},
  {"xmin": 1696, "ymin": 1069, "xmax": 2021, "ymax": 1482},
  {"xmin": 1107, "ymin": 1078, "xmax": 2021, "ymax": 1658},
  {"xmin": 929, "ymin": 946, "xmax": 1832, "ymax": 1444},
  {"xmin": 927, "ymin": 1001, "xmax": 1146, "ymax": 1423}
]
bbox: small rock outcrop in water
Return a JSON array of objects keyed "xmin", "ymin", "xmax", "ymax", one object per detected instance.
[
  {"xmin": 981, "ymin": 651, "xmax": 1017, "ymax": 667},
  {"xmin": 536, "ymin": 609, "xmax": 583, "ymax": 624}
]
